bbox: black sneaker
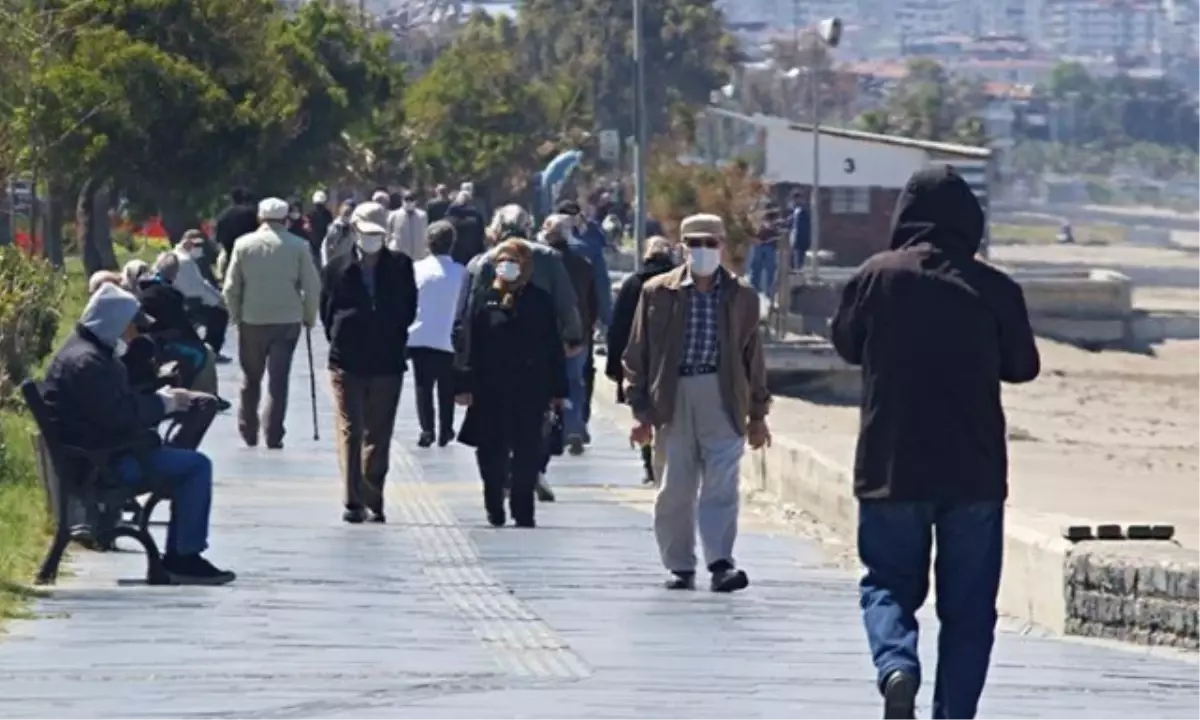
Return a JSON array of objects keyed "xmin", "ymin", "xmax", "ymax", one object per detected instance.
[
  {"xmin": 710, "ymin": 567, "xmax": 750, "ymax": 593},
  {"xmin": 161, "ymin": 554, "xmax": 236, "ymax": 586},
  {"xmin": 214, "ymin": 397, "xmax": 232, "ymax": 413},
  {"xmin": 513, "ymin": 517, "xmax": 536, "ymax": 528},
  {"xmin": 368, "ymin": 510, "xmax": 387, "ymax": 524},
  {"xmin": 487, "ymin": 512, "xmax": 506, "ymax": 527},
  {"xmin": 437, "ymin": 430, "xmax": 455, "ymax": 447},
  {"xmin": 417, "ymin": 432, "xmax": 435, "ymax": 448},
  {"xmin": 664, "ymin": 571, "xmax": 696, "ymax": 590},
  {"xmin": 214, "ymin": 353, "xmax": 233, "ymax": 365},
  {"xmin": 882, "ymin": 670, "xmax": 917, "ymax": 719},
  {"xmin": 566, "ymin": 435, "xmax": 585, "ymax": 456},
  {"xmin": 343, "ymin": 507, "xmax": 367, "ymax": 524}
]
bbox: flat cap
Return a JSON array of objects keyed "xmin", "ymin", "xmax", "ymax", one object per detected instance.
[
  {"xmin": 680, "ymin": 213, "xmax": 725, "ymax": 238},
  {"xmin": 350, "ymin": 201, "xmax": 389, "ymax": 235}
]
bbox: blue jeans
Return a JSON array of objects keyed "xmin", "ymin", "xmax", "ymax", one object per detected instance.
[
  {"xmin": 749, "ymin": 243, "xmax": 778, "ymax": 297},
  {"xmin": 563, "ymin": 353, "xmax": 588, "ymax": 439},
  {"xmin": 858, "ymin": 500, "xmax": 1004, "ymax": 720},
  {"xmin": 116, "ymin": 447, "xmax": 213, "ymax": 556}
]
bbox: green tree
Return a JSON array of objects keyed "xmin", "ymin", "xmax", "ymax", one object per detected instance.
[
  {"xmin": 856, "ymin": 58, "xmax": 988, "ymax": 147},
  {"xmin": 405, "ymin": 23, "xmax": 590, "ymax": 202},
  {"xmin": 516, "ymin": 0, "xmax": 737, "ymax": 140}
]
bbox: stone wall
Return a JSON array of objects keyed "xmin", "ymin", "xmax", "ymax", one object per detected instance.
[
  {"xmin": 789, "ymin": 185, "xmax": 899, "ymax": 266},
  {"xmin": 1066, "ymin": 542, "xmax": 1199, "ymax": 649}
]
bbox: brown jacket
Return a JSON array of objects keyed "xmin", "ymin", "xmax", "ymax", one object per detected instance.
[{"xmin": 622, "ymin": 265, "xmax": 770, "ymax": 435}]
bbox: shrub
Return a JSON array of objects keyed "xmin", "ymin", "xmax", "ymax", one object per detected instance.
[
  {"xmin": 0, "ymin": 249, "xmax": 64, "ymax": 401},
  {"xmin": 646, "ymin": 156, "xmax": 764, "ymax": 275}
]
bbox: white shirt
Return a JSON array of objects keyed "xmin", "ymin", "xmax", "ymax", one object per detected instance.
[
  {"xmin": 171, "ymin": 246, "xmax": 224, "ymax": 307},
  {"xmin": 408, "ymin": 255, "xmax": 466, "ymax": 353},
  {"xmin": 387, "ymin": 207, "xmax": 429, "ymax": 260}
]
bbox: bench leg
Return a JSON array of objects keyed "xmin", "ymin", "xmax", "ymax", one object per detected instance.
[
  {"xmin": 108, "ymin": 525, "xmax": 171, "ymax": 585},
  {"xmin": 35, "ymin": 521, "xmax": 71, "ymax": 586},
  {"xmin": 139, "ymin": 493, "xmax": 166, "ymax": 533}
]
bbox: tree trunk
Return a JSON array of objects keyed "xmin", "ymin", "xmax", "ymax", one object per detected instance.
[
  {"xmin": 78, "ymin": 177, "xmax": 117, "ymax": 276},
  {"xmin": 43, "ymin": 180, "xmax": 67, "ymax": 268},
  {"xmin": 159, "ymin": 197, "xmax": 198, "ymax": 247}
]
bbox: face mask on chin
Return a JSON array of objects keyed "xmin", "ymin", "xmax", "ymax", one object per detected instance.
[
  {"xmin": 357, "ymin": 233, "xmax": 384, "ymax": 254},
  {"xmin": 688, "ymin": 246, "xmax": 721, "ymax": 276}
]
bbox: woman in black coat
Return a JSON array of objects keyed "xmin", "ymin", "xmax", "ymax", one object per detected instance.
[
  {"xmin": 455, "ymin": 239, "xmax": 568, "ymax": 528},
  {"xmin": 605, "ymin": 236, "xmax": 677, "ymax": 485}
]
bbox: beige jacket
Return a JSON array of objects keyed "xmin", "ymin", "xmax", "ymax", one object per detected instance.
[
  {"xmin": 387, "ymin": 208, "xmax": 428, "ymax": 260},
  {"xmin": 622, "ymin": 265, "xmax": 770, "ymax": 436},
  {"xmin": 222, "ymin": 223, "xmax": 321, "ymax": 327}
]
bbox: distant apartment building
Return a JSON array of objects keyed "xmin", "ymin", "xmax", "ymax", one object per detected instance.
[{"xmin": 1040, "ymin": 0, "xmax": 1174, "ymax": 60}]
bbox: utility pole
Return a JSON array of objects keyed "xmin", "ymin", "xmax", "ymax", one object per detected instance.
[{"xmin": 632, "ymin": 0, "xmax": 648, "ymax": 270}]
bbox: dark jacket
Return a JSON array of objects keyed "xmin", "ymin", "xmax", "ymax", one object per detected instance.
[
  {"xmin": 547, "ymin": 236, "xmax": 598, "ymax": 335},
  {"xmin": 445, "ymin": 204, "xmax": 486, "ymax": 266},
  {"xmin": 138, "ymin": 277, "xmax": 204, "ymax": 348},
  {"xmin": 605, "ymin": 252, "xmax": 676, "ymax": 384},
  {"xmin": 122, "ymin": 335, "xmax": 162, "ymax": 390},
  {"xmin": 215, "ymin": 202, "xmax": 259, "ymax": 256},
  {"xmin": 831, "ymin": 166, "xmax": 1040, "ymax": 503},
  {"xmin": 426, "ymin": 198, "xmax": 451, "ymax": 224},
  {"xmin": 43, "ymin": 328, "xmax": 167, "ymax": 453},
  {"xmin": 307, "ymin": 207, "xmax": 333, "ymax": 266},
  {"xmin": 454, "ymin": 284, "xmax": 568, "ymax": 447},
  {"xmin": 320, "ymin": 247, "xmax": 418, "ymax": 376}
]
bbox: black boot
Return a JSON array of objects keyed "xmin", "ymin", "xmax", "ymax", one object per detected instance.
[{"xmin": 882, "ymin": 670, "xmax": 917, "ymax": 719}]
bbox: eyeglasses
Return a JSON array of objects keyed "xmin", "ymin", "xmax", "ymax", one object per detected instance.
[{"xmin": 684, "ymin": 236, "xmax": 721, "ymax": 249}]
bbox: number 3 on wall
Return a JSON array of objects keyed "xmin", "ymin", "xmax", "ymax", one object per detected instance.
[{"xmin": 843, "ymin": 158, "xmax": 856, "ymax": 174}]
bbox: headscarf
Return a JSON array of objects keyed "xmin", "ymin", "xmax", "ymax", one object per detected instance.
[
  {"xmin": 492, "ymin": 239, "xmax": 533, "ymax": 309},
  {"xmin": 121, "ymin": 259, "xmax": 150, "ymax": 298}
]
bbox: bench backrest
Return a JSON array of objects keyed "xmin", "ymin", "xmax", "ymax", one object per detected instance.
[{"xmin": 20, "ymin": 380, "xmax": 74, "ymax": 522}]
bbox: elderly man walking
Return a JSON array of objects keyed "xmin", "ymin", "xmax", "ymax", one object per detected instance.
[
  {"xmin": 623, "ymin": 214, "xmax": 772, "ymax": 593},
  {"xmin": 831, "ymin": 167, "xmax": 1040, "ymax": 720},
  {"xmin": 223, "ymin": 197, "xmax": 322, "ymax": 449}
]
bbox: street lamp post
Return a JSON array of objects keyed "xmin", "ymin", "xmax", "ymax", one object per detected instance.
[{"xmin": 632, "ymin": 0, "xmax": 648, "ymax": 271}]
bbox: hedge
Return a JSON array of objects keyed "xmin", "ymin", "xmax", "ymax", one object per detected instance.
[{"xmin": 0, "ymin": 248, "xmax": 64, "ymax": 400}]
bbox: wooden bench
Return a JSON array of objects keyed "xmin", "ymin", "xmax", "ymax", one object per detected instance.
[{"xmin": 21, "ymin": 380, "xmax": 173, "ymax": 585}]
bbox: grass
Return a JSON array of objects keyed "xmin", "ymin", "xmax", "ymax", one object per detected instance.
[
  {"xmin": 991, "ymin": 222, "xmax": 1129, "ymax": 246},
  {"xmin": 0, "ymin": 245, "xmax": 157, "ymax": 625}
]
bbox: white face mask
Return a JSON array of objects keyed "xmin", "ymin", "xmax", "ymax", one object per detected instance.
[
  {"xmin": 496, "ymin": 260, "xmax": 521, "ymax": 283},
  {"xmin": 403, "ymin": 201, "xmax": 415, "ymax": 210},
  {"xmin": 357, "ymin": 233, "xmax": 384, "ymax": 254},
  {"xmin": 689, "ymin": 246, "xmax": 721, "ymax": 276},
  {"xmin": 189, "ymin": 246, "xmax": 203, "ymax": 260},
  {"xmin": 114, "ymin": 338, "xmax": 128, "ymax": 355}
]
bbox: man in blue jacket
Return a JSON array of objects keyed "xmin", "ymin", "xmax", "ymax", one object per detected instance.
[{"xmin": 555, "ymin": 199, "xmax": 611, "ymax": 431}]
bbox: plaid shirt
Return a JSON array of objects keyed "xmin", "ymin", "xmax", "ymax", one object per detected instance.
[{"xmin": 679, "ymin": 269, "xmax": 721, "ymax": 369}]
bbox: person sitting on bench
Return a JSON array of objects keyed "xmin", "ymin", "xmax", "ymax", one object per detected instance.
[
  {"xmin": 42, "ymin": 283, "xmax": 235, "ymax": 585},
  {"xmin": 131, "ymin": 255, "xmax": 230, "ymax": 411},
  {"xmin": 174, "ymin": 230, "xmax": 231, "ymax": 363},
  {"xmin": 87, "ymin": 271, "xmax": 218, "ymax": 451}
]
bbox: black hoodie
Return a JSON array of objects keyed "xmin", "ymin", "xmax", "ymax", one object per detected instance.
[{"xmin": 831, "ymin": 166, "xmax": 1040, "ymax": 503}]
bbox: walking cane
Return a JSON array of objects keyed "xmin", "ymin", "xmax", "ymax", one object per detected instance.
[{"xmin": 305, "ymin": 326, "xmax": 319, "ymax": 441}]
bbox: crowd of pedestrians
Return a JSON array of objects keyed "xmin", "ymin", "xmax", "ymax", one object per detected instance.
[{"xmin": 32, "ymin": 165, "xmax": 1038, "ymax": 719}]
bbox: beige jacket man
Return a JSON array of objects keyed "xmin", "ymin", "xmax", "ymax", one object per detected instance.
[
  {"xmin": 222, "ymin": 197, "xmax": 321, "ymax": 449},
  {"xmin": 622, "ymin": 213, "xmax": 771, "ymax": 594},
  {"xmin": 387, "ymin": 198, "xmax": 429, "ymax": 260}
]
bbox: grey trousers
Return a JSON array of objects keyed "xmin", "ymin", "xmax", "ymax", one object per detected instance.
[
  {"xmin": 237, "ymin": 322, "xmax": 301, "ymax": 446},
  {"xmin": 653, "ymin": 372, "xmax": 745, "ymax": 573}
]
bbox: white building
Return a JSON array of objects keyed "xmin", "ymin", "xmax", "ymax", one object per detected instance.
[{"xmin": 1041, "ymin": 0, "xmax": 1171, "ymax": 59}]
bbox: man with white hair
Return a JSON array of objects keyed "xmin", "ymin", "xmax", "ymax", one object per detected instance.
[
  {"xmin": 623, "ymin": 213, "xmax": 772, "ymax": 593},
  {"xmin": 223, "ymin": 197, "xmax": 322, "ymax": 449},
  {"xmin": 445, "ymin": 185, "xmax": 486, "ymax": 265}
]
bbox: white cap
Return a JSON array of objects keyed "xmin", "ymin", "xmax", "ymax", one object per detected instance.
[
  {"xmin": 350, "ymin": 201, "xmax": 389, "ymax": 235},
  {"xmin": 312, "ymin": 190, "xmax": 327, "ymax": 205},
  {"xmin": 371, "ymin": 190, "xmax": 390, "ymax": 205},
  {"xmin": 258, "ymin": 197, "xmax": 289, "ymax": 222},
  {"xmin": 460, "ymin": 181, "xmax": 474, "ymax": 195}
]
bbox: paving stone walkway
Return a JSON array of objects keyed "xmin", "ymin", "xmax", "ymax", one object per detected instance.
[{"xmin": 0, "ymin": 335, "xmax": 1196, "ymax": 718}]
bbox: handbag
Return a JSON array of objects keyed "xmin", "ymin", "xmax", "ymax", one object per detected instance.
[{"xmin": 543, "ymin": 408, "xmax": 565, "ymax": 457}]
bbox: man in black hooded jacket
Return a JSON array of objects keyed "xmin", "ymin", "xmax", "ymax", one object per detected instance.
[{"xmin": 831, "ymin": 166, "xmax": 1039, "ymax": 720}]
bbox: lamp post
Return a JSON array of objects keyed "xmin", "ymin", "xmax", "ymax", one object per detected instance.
[
  {"xmin": 774, "ymin": 17, "xmax": 842, "ymax": 339},
  {"xmin": 632, "ymin": 0, "xmax": 648, "ymax": 271}
]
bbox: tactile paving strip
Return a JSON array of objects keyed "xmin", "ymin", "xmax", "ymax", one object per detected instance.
[{"xmin": 389, "ymin": 454, "xmax": 592, "ymax": 681}]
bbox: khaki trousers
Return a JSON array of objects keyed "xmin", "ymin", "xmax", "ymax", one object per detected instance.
[
  {"xmin": 237, "ymin": 323, "xmax": 301, "ymax": 446},
  {"xmin": 330, "ymin": 370, "xmax": 403, "ymax": 511}
]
